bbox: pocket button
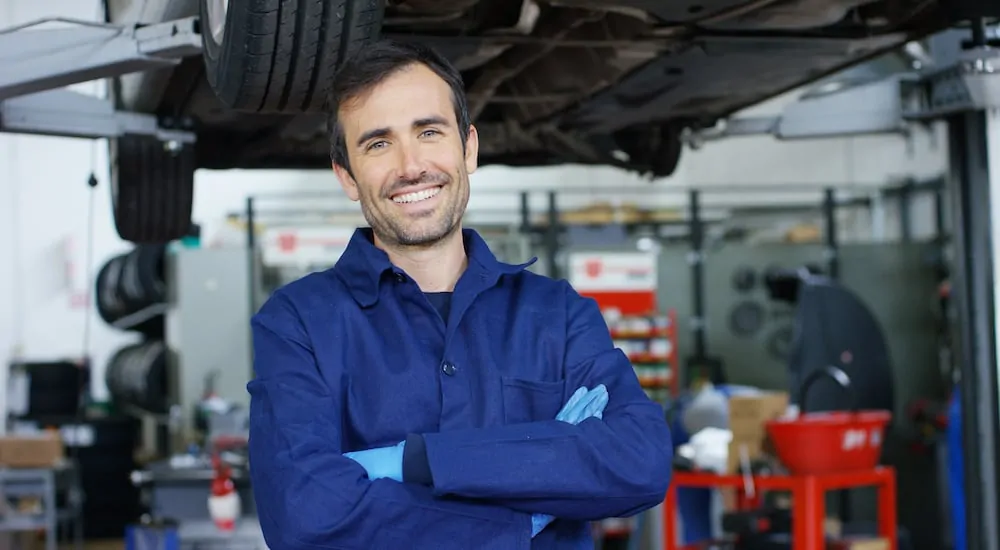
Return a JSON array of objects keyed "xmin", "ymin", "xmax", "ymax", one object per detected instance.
[{"xmin": 441, "ymin": 362, "xmax": 457, "ymax": 376}]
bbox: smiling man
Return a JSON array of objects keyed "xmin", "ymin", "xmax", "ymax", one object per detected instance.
[{"xmin": 246, "ymin": 39, "xmax": 673, "ymax": 550}]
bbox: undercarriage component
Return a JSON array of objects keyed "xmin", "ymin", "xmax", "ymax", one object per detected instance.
[
  {"xmin": 200, "ymin": 0, "xmax": 385, "ymax": 112},
  {"xmin": 465, "ymin": 7, "xmax": 605, "ymax": 120},
  {"xmin": 612, "ymin": 123, "xmax": 684, "ymax": 178}
]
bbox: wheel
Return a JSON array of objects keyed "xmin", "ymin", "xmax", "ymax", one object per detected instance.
[
  {"xmin": 106, "ymin": 341, "xmax": 172, "ymax": 414},
  {"xmin": 95, "ymin": 245, "xmax": 168, "ymax": 337},
  {"xmin": 109, "ymin": 135, "xmax": 195, "ymax": 243},
  {"xmin": 200, "ymin": 0, "xmax": 385, "ymax": 113}
]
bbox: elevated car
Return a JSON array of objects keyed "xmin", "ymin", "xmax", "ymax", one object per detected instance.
[{"xmin": 103, "ymin": 0, "xmax": 958, "ymax": 242}]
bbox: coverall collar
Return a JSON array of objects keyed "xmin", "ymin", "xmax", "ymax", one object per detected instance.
[{"xmin": 336, "ymin": 227, "xmax": 535, "ymax": 307}]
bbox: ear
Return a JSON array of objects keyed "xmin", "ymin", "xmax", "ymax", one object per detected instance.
[
  {"xmin": 464, "ymin": 124, "xmax": 480, "ymax": 175},
  {"xmin": 333, "ymin": 162, "xmax": 360, "ymax": 201}
]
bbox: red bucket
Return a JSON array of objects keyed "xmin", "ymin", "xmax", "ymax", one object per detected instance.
[{"xmin": 766, "ymin": 366, "xmax": 891, "ymax": 475}]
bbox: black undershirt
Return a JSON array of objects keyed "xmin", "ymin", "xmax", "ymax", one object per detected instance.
[{"xmin": 424, "ymin": 292, "xmax": 452, "ymax": 325}]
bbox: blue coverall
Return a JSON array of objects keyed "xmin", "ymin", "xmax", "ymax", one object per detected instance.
[{"xmin": 247, "ymin": 228, "xmax": 674, "ymax": 549}]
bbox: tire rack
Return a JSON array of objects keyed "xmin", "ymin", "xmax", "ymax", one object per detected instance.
[{"xmin": 95, "ymin": 245, "xmax": 175, "ymax": 455}]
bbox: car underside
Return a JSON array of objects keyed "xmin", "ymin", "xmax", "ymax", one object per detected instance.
[{"xmin": 106, "ymin": 0, "xmax": 950, "ymax": 180}]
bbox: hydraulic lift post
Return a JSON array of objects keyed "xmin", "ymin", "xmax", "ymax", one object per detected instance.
[{"xmin": 947, "ymin": 93, "xmax": 1000, "ymax": 550}]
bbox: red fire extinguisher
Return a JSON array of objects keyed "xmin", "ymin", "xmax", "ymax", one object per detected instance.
[{"xmin": 208, "ymin": 453, "xmax": 241, "ymax": 531}]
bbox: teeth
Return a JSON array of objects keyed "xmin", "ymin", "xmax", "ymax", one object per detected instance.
[{"xmin": 393, "ymin": 187, "xmax": 441, "ymax": 204}]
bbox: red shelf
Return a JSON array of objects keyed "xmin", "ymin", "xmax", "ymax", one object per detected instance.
[{"xmin": 604, "ymin": 308, "xmax": 680, "ymax": 398}]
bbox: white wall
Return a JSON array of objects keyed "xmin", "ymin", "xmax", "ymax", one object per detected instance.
[{"xmin": 0, "ymin": 0, "xmax": 949, "ymax": 409}]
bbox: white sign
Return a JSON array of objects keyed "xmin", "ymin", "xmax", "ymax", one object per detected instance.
[
  {"xmin": 261, "ymin": 226, "xmax": 355, "ymax": 267},
  {"xmin": 567, "ymin": 252, "xmax": 657, "ymax": 292}
]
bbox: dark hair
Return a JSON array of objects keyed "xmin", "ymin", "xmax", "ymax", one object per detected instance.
[{"xmin": 327, "ymin": 39, "xmax": 471, "ymax": 175}]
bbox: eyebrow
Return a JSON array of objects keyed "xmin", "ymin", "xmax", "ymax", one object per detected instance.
[{"xmin": 355, "ymin": 115, "xmax": 451, "ymax": 148}]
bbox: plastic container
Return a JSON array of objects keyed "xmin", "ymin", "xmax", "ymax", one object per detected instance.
[{"xmin": 766, "ymin": 365, "xmax": 891, "ymax": 475}]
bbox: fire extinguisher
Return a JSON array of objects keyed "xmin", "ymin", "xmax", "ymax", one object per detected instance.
[{"xmin": 208, "ymin": 453, "xmax": 241, "ymax": 531}]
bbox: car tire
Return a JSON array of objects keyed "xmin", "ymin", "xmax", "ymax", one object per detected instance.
[
  {"xmin": 109, "ymin": 135, "xmax": 195, "ymax": 243},
  {"xmin": 200, "ymin": 0, "xmax": 385, "ymax": 113}
]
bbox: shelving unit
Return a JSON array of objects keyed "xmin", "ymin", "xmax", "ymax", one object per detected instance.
[
  {"xmin": 0, "ymin": 464, "xmax": 83, "ymax": 550},
  {"xmin": 606, "ymin": 309, "xmax": 680, "ymax": 402}
]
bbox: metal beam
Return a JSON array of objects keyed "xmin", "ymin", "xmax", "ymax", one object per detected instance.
[
  {"xmin": 0, "ymin": 16, "xmax": 201, "ymax": 101},
  {"xmin": 949, "ymin": 106, "xmax": 1000, "ymax": 550},
  {"xmin": 688, "ymin": 44, "xmax": 1000, "ymax": 144},
  {"xmin": 902, "ymin": 46, "xmax": 1000, "ymax": 120},
  {"xmin": 822, "ymin": 188, "xmax": 839, "ymax": 279},
  {"xmin": 0, "ymin": 88, "xmax": 195, "ymax": 143}
]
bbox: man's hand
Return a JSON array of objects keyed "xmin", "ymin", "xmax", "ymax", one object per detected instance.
[
  {"xmin": 556, "ymin": 384, "xmax": 608, "ymax": 424},
  {"xmin": 344, "ymin": 441, "xmax": 406, "ymax": 482},
  {"xmin": 531, "ymin": 385, "xmax": 609, "ymax": 537}
]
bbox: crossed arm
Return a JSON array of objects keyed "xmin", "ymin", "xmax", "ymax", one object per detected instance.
[{"xmin": 247, "ymin": 283, "xmax": 673, "ymax": 549}]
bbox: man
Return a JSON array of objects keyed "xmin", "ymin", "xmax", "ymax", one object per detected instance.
[{"xmin": 247, "ymin": 39, "xmax": 673, "ymax": 550}]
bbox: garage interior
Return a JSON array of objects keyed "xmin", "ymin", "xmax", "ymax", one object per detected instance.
[{"xmin": 1, "ymin": 0, "xmax": 999, "ymax": 549}]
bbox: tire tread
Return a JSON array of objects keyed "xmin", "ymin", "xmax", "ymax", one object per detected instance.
[{"xmin": 204, "ymin": 0, "xmax": 385, "ymax": 113}]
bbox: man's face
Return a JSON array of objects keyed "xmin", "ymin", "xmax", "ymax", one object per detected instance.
[{"xmin": 333, "ymin": 63, "xmax": 479, "ymax": 248}]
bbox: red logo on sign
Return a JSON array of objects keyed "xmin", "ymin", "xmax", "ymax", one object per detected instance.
[
  {"xmin": 585, "ymin": 260, "xmax": 602, "ymax": 277},
  {"xmin": 278, "ymin": 233, "xmax": 297, "ymax": 252}
]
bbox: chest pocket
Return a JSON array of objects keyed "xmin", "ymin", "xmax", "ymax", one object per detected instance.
[{"xmin": 500, "ymin": 377, "xmax": 567, "ymax": 424}]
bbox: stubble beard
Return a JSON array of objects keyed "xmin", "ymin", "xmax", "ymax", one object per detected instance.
[{"xmin": 361, "ymin": 171, "xmax": 469, "ymax": 249}]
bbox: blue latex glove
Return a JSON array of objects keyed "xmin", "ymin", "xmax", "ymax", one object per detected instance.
[
  {"xmin": 556, "ymin": 384, "xmax": 608, "ymax": 423},
  {"xmin": 343, "ymin": 440, "xmax": 406, "ymax": 482},
  {"xmin": 531, "ymin": 385, "xmax": 610, "ymax": 538}
]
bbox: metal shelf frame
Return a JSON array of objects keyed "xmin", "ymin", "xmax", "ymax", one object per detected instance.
[{"xmin": 0, "ymin": 464, "xmax": 83, "ymax": 550}]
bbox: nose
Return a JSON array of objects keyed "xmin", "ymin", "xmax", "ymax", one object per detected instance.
[{"xmin": 397, "ymin": 139, "xmax": 425, "ymax": 181}]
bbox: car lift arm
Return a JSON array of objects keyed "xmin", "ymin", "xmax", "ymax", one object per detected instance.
[
  {"xmin": 0, "ymin": 16, "xmax": 201, "ymax": 101},
  {"xmin": 687, "ymin": 46, "xmax": 1000, "ymax": 143},
  {"xmin": 0, "ymin": 16, "xmax": 201, "ymax": 142}
]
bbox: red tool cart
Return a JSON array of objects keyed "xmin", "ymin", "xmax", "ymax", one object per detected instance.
[
  {"xmin": 663, "ymin": 468, "xmax": 897, "ymax": 550},
  {"xmin": 663, "ymin": 366, "xmax": 898, "ymax": 550}
]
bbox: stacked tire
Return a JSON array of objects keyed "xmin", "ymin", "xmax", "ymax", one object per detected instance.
[
  {"xmin": 104, "ymin": 341, "xmax": 173, "ymax": 414},
  {"xmin": 95, "ymin": 244, "xmax": 168, "ymax": 338},
  {"xmin": 96, "ymin": 244, "xmax": 173, "ymax": 415}
]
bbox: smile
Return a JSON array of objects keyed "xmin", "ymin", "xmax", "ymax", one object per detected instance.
[{"xmin": 392, "ymin": 186, "xmax": 442, "ymax": 204}]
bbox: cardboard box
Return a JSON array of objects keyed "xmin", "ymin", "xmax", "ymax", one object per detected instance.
[
  {"xmin": 729, "ymin": 393, "xmax": 789, "ymax": 430},
  {"xmin": 727, "ymin": 392, "xmax": 789, "ymax": 472},
  {"xmin": 0, "ymin": 433, "xmax": 64, "ymax": 468}
]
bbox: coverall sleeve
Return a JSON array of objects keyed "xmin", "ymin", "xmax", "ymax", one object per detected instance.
[
  {"xmin": 419, "ymin": 281, "xmax": 673, "ymax": 521},
  {"xmin": 248, "ymin": 292, "xmax": 533, "ymax": 550}
]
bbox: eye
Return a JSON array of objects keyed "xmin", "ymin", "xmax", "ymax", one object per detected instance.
[
  {"xmin": 366, "ymin": 140, "xmax": 388, "ymax": 151},
  {"xmin": 420, "ymin": 129, "xmax": 440, "ymax": 138}
]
